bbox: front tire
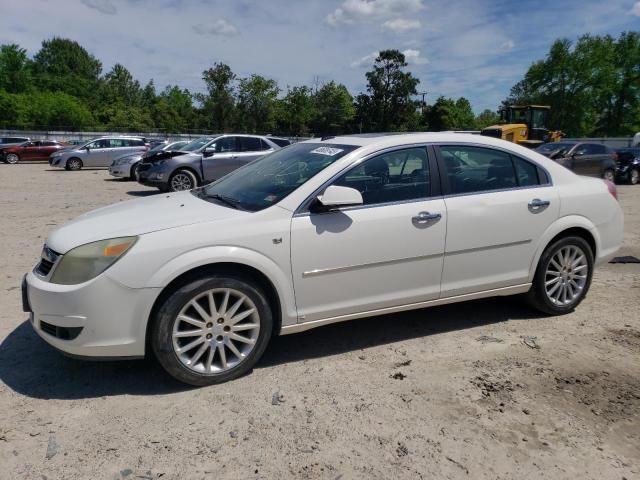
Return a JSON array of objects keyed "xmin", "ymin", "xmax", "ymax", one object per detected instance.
[
  {"xmin": 130, "ymin": 162, "xmax": 140, "ymax": 181},
  {"xmin": 526, "ymin": 236, "xmax": 594, "ymax": 315},
  {"xmin": 5, "ymin": 153, "xmax": 19, "ymax": 164},
  {"xmin": 169, "ymin": 169, "xmax": 197, "ymax": 191},
  {"xmin": 65, "ymin": 158, "xmax": 83, "ymax": 171},
  {"xmin": 151, "ymin": 275, "xmax": 273, "ymax": 386},
  {"xmin": 629, "ymin": 168, "xmax": 639, "ymax": 185}
]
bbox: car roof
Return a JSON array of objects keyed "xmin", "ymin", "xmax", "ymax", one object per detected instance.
[{"xmin": 299, "ymin": 132, "xmax": 526, "ymax": 148}]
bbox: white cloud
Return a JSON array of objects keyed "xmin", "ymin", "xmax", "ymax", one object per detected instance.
[
  {"xmin": 327, "ymin": 0, "xmax": 424, "ymax": 25},
  {"xmin": 402, "ymin": 48, "xmax": 428, "ymax": 64},
  {"xmin": 193, "ymin": 19, "xmax": 238, "ymax": 37},
  {"xmin": 382, "ymin": 18, "xmax": 421, "ymax": 32},
  {"xmin": 351, "ymin": 48, "xmax": 427, "ymax": 67},
  {"xmin": 80, "ymin": 0, "xmax": 116, "ymax": 15},
  {"xmin": 631, "ymin": 1, "xmax": 640, "ymax": 16},
  {"xmin": 500, "ymin": 39, "xmax": 515, "ymax": 50},
  {"xmin": 350, "ymin": 51, "xmax": 379, "ymax": 68}
]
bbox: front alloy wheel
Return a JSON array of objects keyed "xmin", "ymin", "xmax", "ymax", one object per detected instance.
[
  {"xmin": 629, "ymin": 168, "xmax": 639, "ymax": 185},
  {"xmin": 152, "ymin": 275, "xmax": 273, "ymax": 386},
  {"xmin": 172, "ymin": 288, "xmax": 260, "ymax": 374},
  {"xmin": 5, "ymin": 153, "xmax": 19, "ymax": 164},
  {"xmin": 170, "ymin": 170, "xmax": 196, "ymax": 191}
]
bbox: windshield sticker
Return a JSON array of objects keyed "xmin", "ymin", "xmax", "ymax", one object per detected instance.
[{"xmin": 310, "ymin": 146, "xmax": 344, "ymax": 156}]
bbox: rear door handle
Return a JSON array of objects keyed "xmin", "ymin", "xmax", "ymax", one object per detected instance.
[
  {"xmin": 528, "ymin": 198, "xmax": 550, "ymax": 213},
  {"xmin": 412, "ymin": 211, "xmax": 441, "ymax": 226}
]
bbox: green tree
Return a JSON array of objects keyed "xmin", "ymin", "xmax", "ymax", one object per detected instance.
[
  {"xmin": 198, "ymin": 62, "xmax": 236, "ymax": 131},
  {"xmin": 101, "ymin": 63, "xmax": 142, "ymax": 106},
  {"xmin": 474, "ymin": 109, "xmax": 501, "ymax": 129},
  {"xmin": 236, "ymin": 74, "xmax": 279, "ymax": 133},
  {"xmin": 32, "ymin": 37, "xmax": 102, "ymax": 102},
  {"xmin": 0, "ymin": 44, "xmax": 32, "ymax": 93},
  {"xmin": 425, "ymin": 96, "xmax": 476, "ymax": 131},
  {"xmin": 312, "ymin": 81, "xmax": 354, "ymax": 135},
  {"xmin": 153, "ymin": 85, "xmax": 195, "ymax": 132},
  {"xmin": 276, "ymin": 85, "xmax": 316, "ymax": 135},
  {"xmin": 357, "ymin": 49, "xmax": 420, "ymax": 132}
]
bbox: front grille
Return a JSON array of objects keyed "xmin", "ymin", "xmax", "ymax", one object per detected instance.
[
  {"xmin": 40, "ymin": 320, "xmax": 83, "ymax": 340},
  {"xmin": 481, "ymin": 128, "xmax": 502, "ymax": 139}
]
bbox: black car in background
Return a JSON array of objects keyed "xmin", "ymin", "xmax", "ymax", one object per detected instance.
[
  {"xmin": 615, "ymin": 148, "xmax": 640, "ymax": 185},
  {"xmin": 535, "ymin": 141, "xmax": 617, "ymax": 182}
]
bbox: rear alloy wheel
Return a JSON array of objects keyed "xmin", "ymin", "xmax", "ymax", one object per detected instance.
[
  {"xmin": 603, "ymin": 169, "xmax": 615, "ymax": 183},
  {"xmin": 5, "ymin": 153, "xmax": 19, "ymax": 164},
  {"xmin": 151, "ymin": 276, "xmax": 273, "ymax": 386},
  {"xmin": 65, "ymin": 158, "xmax": 83, "ymax": 171},
  {"xmin": 526, "ymin": 236, "xmax": 593, "ymax": 315},
  {"xmin": 169, "ymin": 169, "xmax": 197, "ymax": 191},
  {"xmin": 629, "ymin": 168, "xmax": 639, "ymax": 185}
]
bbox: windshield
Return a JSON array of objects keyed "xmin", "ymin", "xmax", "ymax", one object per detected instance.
[
  {"xmin": 536, "ymin": 142, "xmax": 575, "ymax": 153},
  {"xmin": 148, "ymin": 143, "xmax": 167, "ymax": 153},
  {"xmin": 198, "ymin": 143, "xmax": 359, "ymax": 212},
  {"xmin": 181, "ymin": 136, "xmax": 218, "ymax": 152}
]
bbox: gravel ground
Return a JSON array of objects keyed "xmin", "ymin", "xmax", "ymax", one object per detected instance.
[{"xmin": 0, "ymin": 164, "xmax": 638, "ymax": 480}]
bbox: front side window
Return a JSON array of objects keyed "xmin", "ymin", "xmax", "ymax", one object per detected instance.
[
  {"xmin": 200, "ymin": 143, "xmax": 358, "ymax": 211},
  {"xmin": 214, "ymin": 137, "xmax": 237, "ymax": 153},
  {"xmin": 87, "ymin": 139, "xmax": 109, "ymax": 149},
  {"xmin": 181, "ymin": 136, "xmax": 218, "ymax": 152},
  {"xmin": 333, "ymin": 147, "xmax": 431, "ymax": 205}
]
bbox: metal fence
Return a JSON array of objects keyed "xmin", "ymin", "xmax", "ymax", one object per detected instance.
[{"xmin": 563, "ymin": 137, "xmax": 636, "ymax": 148}]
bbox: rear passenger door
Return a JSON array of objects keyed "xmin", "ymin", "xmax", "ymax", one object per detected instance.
[
  {"xmin": 435, "ymin": 144, "xmax": 559, "ymax": 297},
  {"xmin": 570, "ymin": 144, "xmax": 600, "ymax": 177},
  {"xmin": 236, "ymin": 137, "xmax": 273, "ymax": 165}
]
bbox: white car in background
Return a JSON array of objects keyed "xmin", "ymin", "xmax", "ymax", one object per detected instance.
[{"xmin": 23, "ymin": 133, "xmax": 623, "ymax": 386}]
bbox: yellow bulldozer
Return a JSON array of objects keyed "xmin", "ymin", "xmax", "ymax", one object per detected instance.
[{"xmin": 480, "ymin": 105, "xmax": 563, "ymax": 147}]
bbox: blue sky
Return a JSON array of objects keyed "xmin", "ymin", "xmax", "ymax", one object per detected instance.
[{"xmin": 2, "ymin": 0, "xmax": 639, "ymax": 112}]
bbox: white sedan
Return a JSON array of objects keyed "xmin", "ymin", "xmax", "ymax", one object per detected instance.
[{"xmin": 23, "ymin": 133, "xmax": 624, "ymax": 385}]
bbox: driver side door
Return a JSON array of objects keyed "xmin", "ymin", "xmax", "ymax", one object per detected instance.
[
  {"xmin": 83, "ymin": 139, "xmax": 109, "ymax": 166},
  {"xmin": 202, "ymin": 136, "xmax": 239, "ymax": 182},
  {"xmin": 290, "ymin": 146, "xmax": 446, "ymax": 323}
]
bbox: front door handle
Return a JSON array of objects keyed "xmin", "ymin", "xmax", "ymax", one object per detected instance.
[
  {"xmin": 412, "ymin": 211, "xmax": 441, "ymax": 226},
  {"xmin": 528, "ymin": 198, "xmax": 550, "ymax": 213}
]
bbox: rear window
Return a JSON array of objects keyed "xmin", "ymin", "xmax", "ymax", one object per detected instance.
[
  {"xmin": 269, "ymin": 138, "xmax": 292, "ymax": 148},
  {"xmin": 238, "ymin": 137, "xmax": 262, "ymax": 152}
]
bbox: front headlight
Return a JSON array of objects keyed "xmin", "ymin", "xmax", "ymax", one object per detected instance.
[{"xmin": 50, "ymin": 236, "xmax": 138, "ymax": 285}]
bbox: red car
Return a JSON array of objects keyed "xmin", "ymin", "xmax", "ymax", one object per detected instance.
[{"xmin": 2, "ymin": 140, "xmax": 68, "ymax": 164}]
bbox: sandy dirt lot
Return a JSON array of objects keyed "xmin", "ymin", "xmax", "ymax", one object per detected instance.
[{"xmin": 0, "ymin": 164, "xmax": 638, "ymax": 480}]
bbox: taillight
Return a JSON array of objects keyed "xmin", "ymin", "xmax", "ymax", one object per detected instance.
[{"xmin": 604, "ymin": 179, "xmax": 618, "ymax": 200}]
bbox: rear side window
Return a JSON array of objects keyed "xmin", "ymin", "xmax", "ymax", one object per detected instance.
[
  {"xmin": 125, "ymin": 139, "xmax": 145, "ymax": 147},
  {"xmin": 42, "ymin": 141, "xmax": 57, "ymax": 146},
  {"xmin": 260, "ymin": 139, "xmax": 272, "ymax": 150},
  {"xmin": 108, "ymin": 139, "xmax": 126, "ymax": 148},
  {"xmin": 439, "ymin": 146, "xmax": 547, "ymax": 194},
  {"xmin": 269, "ymin": 138, "xmax": 291, "ymax": 148},
  {"xmin": 237, "ymin": 137, "xmax": 262, "ymax": 152},
  {"xmin": 333, "ymin": 147, "xmax": 431, "ymax": 206}
]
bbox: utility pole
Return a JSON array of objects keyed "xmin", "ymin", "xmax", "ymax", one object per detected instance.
[{"xmin": 417, "ymin": 91, "xmax": 428, "ymax": 113}]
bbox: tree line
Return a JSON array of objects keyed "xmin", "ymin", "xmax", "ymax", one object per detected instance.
[{"xmin": 0, "ymin": 33, "xmax": 637, "ymax": 137}]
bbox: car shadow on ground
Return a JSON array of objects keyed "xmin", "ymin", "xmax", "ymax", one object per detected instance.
[{"xmin": 0, "ymin": 296, "xmax": 540, "ymax": 400}]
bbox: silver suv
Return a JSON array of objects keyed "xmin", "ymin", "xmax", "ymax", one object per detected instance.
[
  {"xmin": 137, "ymin": 134, "xmax": 288, "ymax": 192},
  {"xmin": 49, "ymin": 136, "xmax": 148, "ymax": 170}
]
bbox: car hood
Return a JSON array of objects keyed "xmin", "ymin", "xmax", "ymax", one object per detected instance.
[
  {"xmin": 46, "ymin": 191, "xmax": 247, "ymax": 254},
  {"xmin": 141, "ymin": 150, "xmax": 198, "ymax": 163}
]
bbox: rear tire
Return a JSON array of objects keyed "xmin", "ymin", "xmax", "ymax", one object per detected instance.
[
  {"xmin": 526, "ymin": 235, "xmax": 594, "ymax": 315},
  {"xmin": 169, "ymin": 169, "xmax": 197, "ymax": 191},
  {"xmin": 151, "ymin": 275, "xmax": 273, "ymax": 386},
  {"xmin": 65, "ymin": 158, "xmax": 83, "ymax": 171},
  {"xmin": 629, "ymin": 168, "xmax": 639, "ymax": 185},
  {"xmin": 5, "ymin": 153, "xmax": 19, "ymax": 164}
]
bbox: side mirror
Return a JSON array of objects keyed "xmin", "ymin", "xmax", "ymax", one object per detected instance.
[
  {"xmin": 203, "ymin": 147, "xmax": 215, "ymax": 158},
  {"xmin": 311, "ymin": 185, "xmax": 363, "ymax": 213}
]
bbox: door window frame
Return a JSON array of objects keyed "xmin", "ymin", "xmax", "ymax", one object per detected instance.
[
  {"xmin": 432, "ymin": 143, "xmax": 553, "ymax": 198},
  {"xmin": 295, "ymin": 144, "xmax": 442, "ymax": 216}
]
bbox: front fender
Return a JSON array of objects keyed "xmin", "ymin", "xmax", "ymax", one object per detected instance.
[
  {"xmin": 527, "ymin": 214, "xmax": 600, "ymax": 282},
  {"xmin": 145, "ymin": 245, "xmax": 297, "ymax": 327}
]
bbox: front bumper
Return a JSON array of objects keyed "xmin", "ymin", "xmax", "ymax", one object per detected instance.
[
  {"xmin": 137, "ymin": 162, "xmax": 169, "ymax": 188},
  {"xmin": 109, "ymin": 164, "xmax": 132, "ymax": 178},
  {"xmin": 23, "ymin": 268, "xmax": 160, "ymax": 358}
]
